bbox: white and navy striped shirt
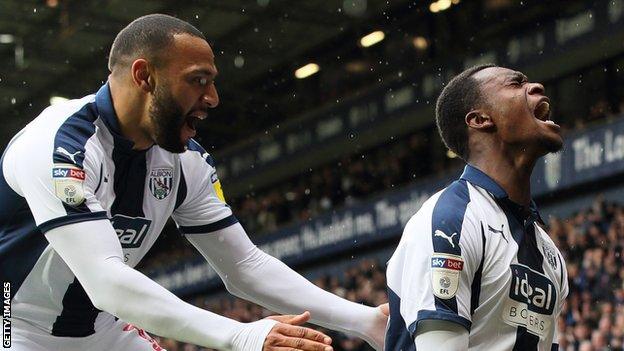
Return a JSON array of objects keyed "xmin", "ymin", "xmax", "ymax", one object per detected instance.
[
  {"xmin": 386, "ymin": 165, "xmax": 568, "ymax": 351},
  {"xmin": 0, "ymin": 84, "xmax": 236, "ymax": 336}
]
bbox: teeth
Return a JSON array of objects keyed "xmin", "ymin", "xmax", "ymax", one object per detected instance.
[{"xmin": 189, "ymin": 112, "xmax": 207, "ymax": 120}]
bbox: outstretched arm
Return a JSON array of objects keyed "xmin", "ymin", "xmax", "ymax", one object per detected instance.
[
  {"xmin": 185, "ymin": 223, "xmax": 388, "ymax": 350},
  {"xmin": 46, "ymin": 219, "xmax": 332, "ymax": 351}
]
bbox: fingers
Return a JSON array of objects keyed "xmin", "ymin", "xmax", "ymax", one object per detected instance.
[
  {"xmin": 263, "ymin": 323, "xmax": 333, "ymax": 351},
  {"xmin": 284, "ymin": 311, "xmax": 311, "ymax": 326},
  {"xmin": 271, "ymin": 335, "xmax": 332, "ymax": 351},
  {"xmin": 275, "ymin": 323, "xmax": 331, "ymax": 344},
  {"xmin": 266, "ymin": 311, "xmax": 311, "ymax": 325}
]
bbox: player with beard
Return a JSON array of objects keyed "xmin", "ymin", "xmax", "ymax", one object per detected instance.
[
  {"xmin": 0, "ymin": 14, "xmax": 388, "ymax": 351},
  {"xmin": 385, "ymin": 65, "xmax": 569, "ymax": 350}
]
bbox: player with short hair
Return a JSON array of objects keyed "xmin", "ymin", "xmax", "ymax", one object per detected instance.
[
  {"xmin": 385, "ymin": 65, "xmax": 569, "ymax": 350},
  {"xmin": 0, "ymin": 14, "xmax": 387, "ymax": 351}
]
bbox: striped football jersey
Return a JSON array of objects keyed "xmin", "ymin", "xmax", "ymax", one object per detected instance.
[
  {"xmin": 385, "ymin": 165, "xmax": 568, "ymax": 351},
  {"xmin": 0, "ymin": 83, "xmax": 237, "ymax": 337}
]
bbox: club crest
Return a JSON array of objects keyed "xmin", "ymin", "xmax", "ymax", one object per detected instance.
[
  {"xmin": 149, "ymin": 168, "xmax": 173, "ymax": 200},
  {"xmin": 542, "ymin": 243, "xmax": 558, "ymax": 270}
]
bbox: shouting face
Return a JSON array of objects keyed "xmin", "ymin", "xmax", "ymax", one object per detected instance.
[
  {"xmin": 146, "ymin": 33, "xmax": 219, "ymax": 153},
  {"xmin": 471, "ymin": 67, "xmax": 563, "ymax": 157}
]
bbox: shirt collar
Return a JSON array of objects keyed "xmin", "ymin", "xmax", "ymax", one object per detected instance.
[
  {"xmin": 94, "ymin": 83, "xmax": 135, "ymax": 151},
  {"xmin": 460, "ymin": 164, "xmax": 507, "ymax": 199},
  {"xmin": 460, "ymin": 164, "xmax": 544, "ymax": 224}
]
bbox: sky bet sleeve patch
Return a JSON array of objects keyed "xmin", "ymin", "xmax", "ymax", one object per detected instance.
[
  {"xmin": 431, "ymin": 253, "xmax": 464, "ymax": 299},
  {"xmin": 52, "ymin": 164, "xmax": 86, "ymax": 206}
]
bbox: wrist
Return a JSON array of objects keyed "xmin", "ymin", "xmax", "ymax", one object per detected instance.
[
  {"xmin": 341, "ymin": 305, "xmax": 385, "ymax": 351},
  {"xmin": 230, "ymin": 319, "xmax": 278, "ymax": 351}
]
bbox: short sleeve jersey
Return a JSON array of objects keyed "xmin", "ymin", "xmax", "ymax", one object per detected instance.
[
  {"xmin": 385, "ymin": 165, "xmax": 568, "ymax": 351},
  {"xmin": 0, "ymin": 84, "xmax": 237, "ymax": 337}
]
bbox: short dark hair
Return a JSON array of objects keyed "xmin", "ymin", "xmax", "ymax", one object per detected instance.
[
  {"xmin": 435, "ymin": 64, "xmax": 496, "ymax": 160},
  {"xmin": 108, "ymin": 14, "xmax": 206, "ymax": 72}
]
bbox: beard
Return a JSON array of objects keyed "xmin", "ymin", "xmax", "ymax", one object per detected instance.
[{"xmin": 148, "ymin": 82, "xmax": 187, "ymax": 153}]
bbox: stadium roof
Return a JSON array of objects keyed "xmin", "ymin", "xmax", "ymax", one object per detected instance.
[{"xmin": 0, "ymin": 0, "xmax": 581, "ymax": 151}]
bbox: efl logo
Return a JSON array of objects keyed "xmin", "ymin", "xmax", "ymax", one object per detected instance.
[
  {"xmin": 431, "ymin": 256, "xmax": 464, "ymax": 271},
  {"xmin": 52, "ymin": 167, "xmax": 85, "ymax": 180},
  {"xmin": 110, "ymin": 215, "xmax": 152, "ymax": 249},
  {"xmin": 508, "ymin": 264, "xmax": 556, "ymax": 315}
]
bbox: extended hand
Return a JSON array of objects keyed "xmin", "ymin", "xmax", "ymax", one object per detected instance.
[{"xmin": 263, "ymin": 311, "xmax": 333, "ymax": 351}]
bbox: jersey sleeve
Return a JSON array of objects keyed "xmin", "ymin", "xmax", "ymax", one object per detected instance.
[
  {"xmin": 387, "ymin": 182, "xmax": 484, "ymax": 339},
  {"xmin": 172, "ymin": 140, "xmax": 238, "ymax": 234},
  {"xmin": 3, "ymin": 116, "xmax": 107, "ymax": 233}
]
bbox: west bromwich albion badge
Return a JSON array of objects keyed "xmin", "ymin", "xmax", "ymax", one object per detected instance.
[{"xmin": 149, "ymin": 168, "xmax": 173, "ymax": 200}]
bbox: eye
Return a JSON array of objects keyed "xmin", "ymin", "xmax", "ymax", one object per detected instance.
[
  {"xmin": 511, "ymin": 77, "xmax": 524, "ymax": 86},
  {"xmin": 194, "ymin": 77, "xmax": 210, "ymax": 86}
]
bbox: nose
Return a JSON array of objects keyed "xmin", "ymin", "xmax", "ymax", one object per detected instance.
[
  {"xmin": 527, "ymin": 82, "xmax": 545, "ymax": 96},
  {"xmin": 202, "ymin": 84, "xmax": 219, "ymax": 108}
]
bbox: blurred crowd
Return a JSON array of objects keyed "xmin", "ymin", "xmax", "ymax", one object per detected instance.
[
  {"xmin": 233, "ymin": 130, "xmax": 441, "ymax": 235},
  {"xmin": 149, "ymin": 197, "xmax": 624, "ymax": 351},
  {"xmin": 550, "ymin": 197, "xmax": 624, "ymax": 351}
]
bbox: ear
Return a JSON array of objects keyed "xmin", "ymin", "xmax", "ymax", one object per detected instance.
[
  {"xmin": 465, "ymin": 110, "xmax": 495, "ymax": 131},
  {"xmin": 130, "ymin": 59, "xmax": 153, "ymax": 93}
]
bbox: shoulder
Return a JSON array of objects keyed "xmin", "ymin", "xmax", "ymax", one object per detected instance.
[
  {"xmin": 404, "ymin": 180, "xmax": 478, "ymax": 231},
  {"xmin": 8, "ymin": 95, "xmax": 99, "ymax": 165},
  {"xmin": 404, "ymin": 180, "xmax": 484, "ymax": 257},
  {"xmin": 178, "ymin": 138, "xmax": 219, "ymax": 175},
  {"xmin": 46, "ymin": 95, "xmax": 99, "ymax": 167},
  {"xmin": 431, "ymin": 179, "xmax": 476, "ymax": 232},
  {"xmin": 178, "ymin": 139, "xmax": 219, "ymax": 184},
  {"xmin": 3, "ymin": 94, "xmax": 101, "ymax": 197},
  {"xmin": 182, "ymin": 139, "xmax": 216, "ymax": 167}
]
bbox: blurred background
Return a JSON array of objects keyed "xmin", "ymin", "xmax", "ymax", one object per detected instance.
[{"xmin": 2, "ymin": 0, "xmax": 624, "ymax": 350}]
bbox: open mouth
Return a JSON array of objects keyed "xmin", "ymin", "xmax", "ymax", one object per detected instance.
[
  {"xmin": 533, "ymin": 99, "xmax": 560, "ymax": 129},
  {"xmin": 534, "ymin": 100, "xmax": 551, "ymax": 121},
  {"xmin": 185, "ymin": 115, "xmax": 200, "ymax": 131},
  {"xmin": 181, "ymin": 110, "xmax": 208, "ymax": 143},
  {"xmin": 184, "ymin": 110, "xmax": 207, "ymax": 131}
]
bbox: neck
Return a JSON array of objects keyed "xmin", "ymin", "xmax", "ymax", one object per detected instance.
[
  {"xmin": 468, "ymin": 145, "xmax": 537, "ymax": 206},
  {"xmin": 108, "ymin": 76, "xmax": 153, "ymax": 150}
]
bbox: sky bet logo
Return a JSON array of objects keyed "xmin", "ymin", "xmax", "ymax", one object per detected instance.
[
  {"xmin": 509, "ymin": 264, "xmax": 556, "ymax": 315},
  {"xmin": 52, "ymin": 167, "xmax": 85, "ymax": 180},
  {"xmin": 431, "ymin": 256, "xmax": 464, "ymax": 271},
  {"xmin": 110, "ymin": 215, "xmax": 152, "ymax": 249}
]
